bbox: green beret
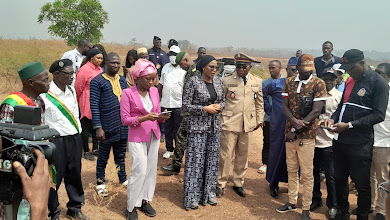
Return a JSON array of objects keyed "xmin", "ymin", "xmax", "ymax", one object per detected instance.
[
  {"xmin": 18, "ymin": 61, "xmax": 46, "ymax": 80},
  {"xmin": 175, "ymin": 51, "xmax": 187, "ymax": 64}
]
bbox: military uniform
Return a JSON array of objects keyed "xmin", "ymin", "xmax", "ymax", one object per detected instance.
[
  {"xmin": 217, "ymin": 53, "xmax": 264, "ymax": 191},
  {"xmin": 171, "ymin": 63, "xmax": 200, "ymax": 169}
]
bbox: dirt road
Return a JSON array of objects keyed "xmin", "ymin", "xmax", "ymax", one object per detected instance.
[{"xmin": 57, "ymin": 129, "xmax": 361, "ymax": 220}]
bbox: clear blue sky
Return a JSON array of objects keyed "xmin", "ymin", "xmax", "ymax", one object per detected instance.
[{"xmin": 0, "ymin": 0, "xmax": 389, "ymax": 52}]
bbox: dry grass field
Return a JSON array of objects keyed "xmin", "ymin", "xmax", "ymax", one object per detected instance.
[{"xmin": 0, "ymin": 39, "xmax": 365, "ymax": 219}]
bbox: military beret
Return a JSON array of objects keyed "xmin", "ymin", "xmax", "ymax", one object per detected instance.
[
  {"xmin": 18, "ymin": 61, "xmax": 46, "ymax": 80},
  {"xmin": 175, "ymin": 51, "xmax": 187, "ymax": 64},
  {"xmin": 49, "ymin": 59, "xmax": 73, "ymax": 73}
]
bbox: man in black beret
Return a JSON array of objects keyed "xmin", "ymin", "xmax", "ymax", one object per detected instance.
[
  {"xmin": 148, "ymin": 36, "xmax": 169, "ymax": 78},
  {"xmin": 43, "ymin": 59, "xmax": 89, "ymax": 220}
]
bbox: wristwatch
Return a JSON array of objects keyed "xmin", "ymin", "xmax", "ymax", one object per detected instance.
[
  {"xmin": 348, "ymin": 122, "xmax": 353, "ymax": 129},
  {"xmin": 291, "ymin": 128, "xmax": 296, "ymax": 133}
]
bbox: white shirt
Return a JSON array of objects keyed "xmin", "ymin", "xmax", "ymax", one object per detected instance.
[
  {"xmin": 61, "ymin": 48, "xmax": 85, "ymax": 85},
  {"xmin": 160, "ymin": 63, "xmax": 186, "ymax": 108},
  {"xmin": 41, "ymin": 81, "xmax": 82, "ymax": 136},
  {"xmin": 140, "ymin": 92, "xmax": 153, "ymax": 113},
  {"xmin": 374, "ymin": 82, "xmax": 390, "ymax": 147},
  {"xmin": 315, "ymin": 88, "xmax": 342, "ymax": 148}
]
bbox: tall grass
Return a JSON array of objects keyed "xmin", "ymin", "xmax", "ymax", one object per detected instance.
[{"xmin": 0, "ymin": 39, "xmax": 288, "ymax": 97}]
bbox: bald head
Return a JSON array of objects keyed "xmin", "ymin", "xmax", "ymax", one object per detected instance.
[
  {"xmin": 107, "ymin": 52, "xmax": 120, "ymax": 62},
  {"xmin": 106, "ymin": 52, "xmax": 121, "ymax": 75},
  {"xmin": 269, "ymin": 60, "xmax": 282, "ymax": 79}
]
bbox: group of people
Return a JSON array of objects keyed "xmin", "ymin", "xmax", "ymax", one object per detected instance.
[
  {"xmin": 0, "ymin": 37, "xmax": 389, "ymax": 220},
  {"xmin": 255, "ymin": 42, "xmax": 390, "ymax": 220}
]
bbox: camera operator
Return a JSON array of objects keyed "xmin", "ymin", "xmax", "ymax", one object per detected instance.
[
  {"xmin": 0, "ymin": 61, "xmax": 49, "ymax": 122},
  {"xmin": 40, "ymin": 59, "xmax": 88, "ymax": 220},
  {"xmin": 13, "ymin": 148, "xmax": 50, "ymax": 220},
  {"xmin": 0, "ymin": 138, "xmax": 50, "ymax": 220},
  {"xmin": 0, "ymin": 61, "xmax": 49, "ymax": 219}
]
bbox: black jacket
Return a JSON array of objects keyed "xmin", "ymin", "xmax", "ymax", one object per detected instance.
[{"xmin": 331, "ymin": 69, "xmax": 389, "ymax": 144}]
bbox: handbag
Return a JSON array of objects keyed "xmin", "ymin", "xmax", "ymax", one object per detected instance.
[{"xmin": 300, "ymin": 95, "xmax": 325, "ymax": 118}]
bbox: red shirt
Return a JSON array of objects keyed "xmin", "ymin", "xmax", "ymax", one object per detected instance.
[{"xmin": 74, "ymin": 61, "xmax": 102, "ymax": 119}]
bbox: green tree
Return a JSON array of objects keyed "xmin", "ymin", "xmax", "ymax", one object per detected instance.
[{"xmin": 38, "ymin": 0, "xmax": 109, "ymax": 46}]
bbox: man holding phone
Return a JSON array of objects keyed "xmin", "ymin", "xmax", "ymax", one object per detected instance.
[
  {"xmin": 324, "ymin": 50, "xmax": 389, "ymax": 220},
  {"xmin": 311, "ymin": 68, "xmax": 342, "ymax": 218}
]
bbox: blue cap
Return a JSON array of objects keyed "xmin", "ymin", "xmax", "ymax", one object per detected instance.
[{"xmin": 287, "ymin": 57, "xmax": 299, "ymax": 66}]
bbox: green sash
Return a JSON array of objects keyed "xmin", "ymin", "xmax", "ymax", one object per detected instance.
[{"xmin": 45, "ymin": 91, "xmax": 80, "ymax": 134}]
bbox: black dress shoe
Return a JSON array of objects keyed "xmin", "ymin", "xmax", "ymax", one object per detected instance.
[
  {"xmin": 350, "ymin": 208, "xmax": 373, "ymax": 215},
  {"xmin": 270, "ymin": 187, "xmax": 278, "ymax": 198},
  {"xmin": 310, "ymin": 200, "xmax": 323, "ymax": 211},
  {"xmin": 161, "ymin": 164, "xmax": 180, "ymax": 174},
  {"xmin": 126, "ymin": 208, "xmax": 138, "ymax": 220},
  {"xmin": 233, "ymin": 187, "xmax": 246, "ymax": 197},
  {"xmin": 66, "ymin": 210, "xmax": 89, "ymax": 220},
  {"xmin": 216, "ymin": 187, "xmax": 224, "ymax": 197}
]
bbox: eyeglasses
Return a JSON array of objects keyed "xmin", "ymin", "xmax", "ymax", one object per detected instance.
[
  {"xmin": 236, "ymin": 64, "xmax": 248, "ymax": 70},
  {"xmin": 207, "ymin": 65, "xmax": 218, "ymax": 70},
  {"xmin": 287, "ymin": 67, "xmax": 298, "ymax": 72},
  {"xmin": 59, "ymin": 71, "xmax": 75, "ymax": 75}
]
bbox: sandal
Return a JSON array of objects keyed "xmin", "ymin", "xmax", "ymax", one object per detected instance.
[
  {"xmin": 96, "ymin": 184, "xmax": 109, "ymax": 197},
  {"xmin": 258, "ymin": 165, "xmax": 267, "ymax": 174}
]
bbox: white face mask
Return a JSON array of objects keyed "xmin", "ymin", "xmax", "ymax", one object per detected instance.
[{"xmin": 169, "ymin": 56, "xmax": 176, "ymax": 65}]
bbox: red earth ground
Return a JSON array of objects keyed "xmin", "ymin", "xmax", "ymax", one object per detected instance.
[{"xmin": 56, "ymin": 129, "xmax": 365, "ymax": 220}]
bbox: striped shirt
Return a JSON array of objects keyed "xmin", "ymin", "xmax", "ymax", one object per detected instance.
[{"xmin": 90, "ymin": 73, "xmax": 128, "ymax": 142}]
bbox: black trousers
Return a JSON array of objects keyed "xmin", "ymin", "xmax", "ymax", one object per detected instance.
[
  {"xmin": 80, "ymin": 117, "xmax": 98, "ymax": 153},
  {"xmin": 262, "ymin": 121, "xmax": 270, "ymax": 165},
  {"xmin": 333, "ymin": 140, "xmax": 373, "ymax": 220},
  {"xmin": 48, "ymin": 134, "xmax": 84, "ymax": 218},
  {"xmin": 163, "ymin": 107, "xmax": 183, "ymax": 152},
  {"xmin": 313, "ymin": 146, "xmax": 337, "ymax": 209}
]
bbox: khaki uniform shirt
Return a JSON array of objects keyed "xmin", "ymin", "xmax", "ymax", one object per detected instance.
[{"xmin": 221, "ymin": 72, "xmax": 264, "ymax": 132}]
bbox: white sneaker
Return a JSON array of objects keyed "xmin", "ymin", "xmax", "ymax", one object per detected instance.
[
  {"xmin": 122, "ymin": 180, "xmax": 128, "ymax": 187},
  {"xmin": 258, "ymin": 165, "xmax": 267, "ymax": 174},
  {"xmin": 163, "ymin": 151, "xmax": 173, "ymax": 159}
]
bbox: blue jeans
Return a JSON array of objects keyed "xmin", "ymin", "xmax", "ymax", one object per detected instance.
[{"xmin": 312, "ymin": 146, "xmax": 337, "ymax": 209}]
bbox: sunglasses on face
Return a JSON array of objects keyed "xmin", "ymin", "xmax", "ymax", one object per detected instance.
[
  {"xmin": 207, "ymin": 65, "xmax": 219, "ymax": 70},
  {"xmin": 287, "ymin": 67, "xmax": 298, "ymax": 72},
  {"xmin": 236, "ymin": 64, "xmax": 248, "ymax": 70}
]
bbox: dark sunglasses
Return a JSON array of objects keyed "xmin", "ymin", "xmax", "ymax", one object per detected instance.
[
  {"xmin": 207, "ymin": 65, "xmax": 219, "ymax": 70},
  {"xmin": 236, "ymin": 64, "xmax": 248, "ymax": 70},
  {"xmin": 59, "ymin": 70, "xmax": 75, "ymax": 75},
  {"xmin": 287, "ymin": 67, "xmax": 298, "ymax": 72}
]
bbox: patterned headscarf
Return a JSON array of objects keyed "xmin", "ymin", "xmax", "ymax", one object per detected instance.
[{"xmin": 131, "ymin": 59, "xmax": 157, "ymax": 79}]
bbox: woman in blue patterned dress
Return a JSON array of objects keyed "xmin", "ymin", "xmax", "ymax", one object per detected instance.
[{"xmin": 182, "ymin": 55, "xmax": 225, "ymax": 210}]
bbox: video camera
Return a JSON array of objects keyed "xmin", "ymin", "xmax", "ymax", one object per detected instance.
[{"xmin": 0, "ymin": 105, "xmax": 59, "ymax": 218}]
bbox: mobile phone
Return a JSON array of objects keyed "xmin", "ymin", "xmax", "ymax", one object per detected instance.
[
  {"xmin": 320, "ymin": 126, "xmax": 332, "ymax": 131},
  {"xmin": 159, "ymin": 111, "xmax": 172, "ymax": 116}
]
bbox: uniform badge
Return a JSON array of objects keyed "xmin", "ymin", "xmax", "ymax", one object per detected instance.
[
  {"xmin": 231, "ymin": 92, "xmax": 235, "ymax": 98},
  {"xmin": 357, "ymin": 88, "xmax": 366, "ymax": 97},
  {"xmin": 59, "ymin": 61, "xmax": 64, "ymax": 67}
]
